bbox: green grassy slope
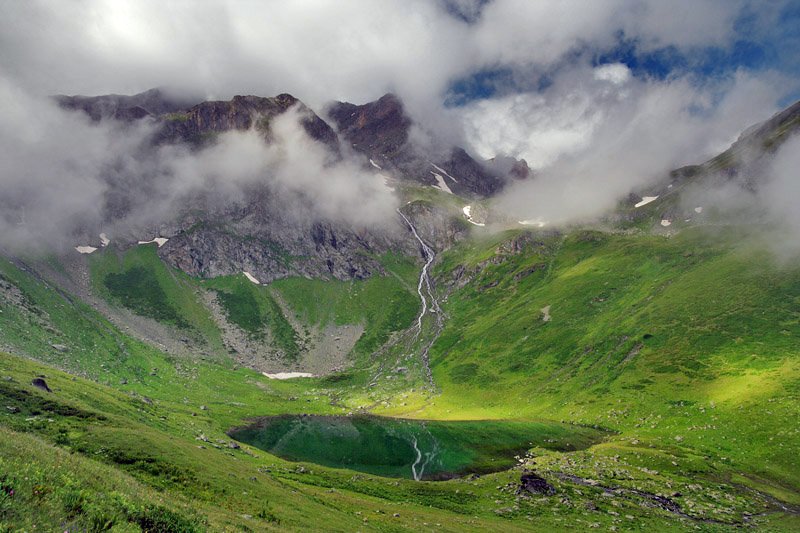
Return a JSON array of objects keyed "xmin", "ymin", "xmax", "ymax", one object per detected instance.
[
  {"xmin": 85, "ymin": 245, "xmax": 419, "ymax": 369},
  {"xmin": 0, "ymin": 254, "xmax": 176, "ymax": 381},
  {"xmin": 272, "ymin": 253, "xmax": 419, "ymax": 362},
  {"xmin": 204, "ymin": 274, "xmax": 302, "ymax": 360},
  {"xmin": 1, "ymin": 350, "xmax": 662, "ymax": 532},
  {"xmin": 2, "ymin": 223, "xmax": 799, "ymax": 530},
  {"xmin": 90, "ymin": 244, "xmax": 225, "ymax": 351},
  {"xmin": 375, "ymin": 226, "xmax": 799, "ymax": 517}
]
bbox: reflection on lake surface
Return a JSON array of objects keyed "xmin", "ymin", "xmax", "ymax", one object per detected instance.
[{"xmin": 229, "ymin": 415, "xmax": 608, "ymax": 480}]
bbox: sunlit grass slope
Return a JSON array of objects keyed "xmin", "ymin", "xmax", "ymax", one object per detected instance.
[{"xmin": 386, "ymin": 226, "xmax": 800, "ymax": 504}]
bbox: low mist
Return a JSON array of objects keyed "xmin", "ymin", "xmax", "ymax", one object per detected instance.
[
  {"xmin": 683, "ymin": 134, "xmax": 800, "ymax": 259},
  {"xmin": 0, "ymin": 84, "xmax": 396, "ymax": 253},
  {"xmin": 475, "ymin": 66, "xmax": 784, "ymax": 225}
]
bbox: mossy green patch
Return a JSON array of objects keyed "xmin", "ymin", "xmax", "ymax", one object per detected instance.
[{"xmin": 104, "ymin": 266, "xmax": 188, "ymax": 328}]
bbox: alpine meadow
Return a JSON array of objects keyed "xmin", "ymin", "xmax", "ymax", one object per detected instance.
[{"xmin": 1, "ymin": 1, "xmax": 799, "ymax": 531}]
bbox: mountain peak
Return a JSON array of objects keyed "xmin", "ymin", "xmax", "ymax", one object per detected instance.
[{"xmin": 55, "ymin": 87, "xmax": 201, "ymax": 121}]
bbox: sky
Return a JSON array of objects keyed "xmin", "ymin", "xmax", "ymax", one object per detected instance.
[{"xmin": 0, "ymin": 0, "xmax": 799, "ymax": 248}]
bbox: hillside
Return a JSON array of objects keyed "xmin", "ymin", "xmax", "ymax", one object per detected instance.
[{"xmin": 1, "ymin": 93, "xmax": 799, "ymax": 532}]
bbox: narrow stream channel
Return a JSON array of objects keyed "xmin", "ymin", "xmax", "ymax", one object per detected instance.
[{"xmin": 397, "ymin": 208, "xmax": 443, "ymax": 388}]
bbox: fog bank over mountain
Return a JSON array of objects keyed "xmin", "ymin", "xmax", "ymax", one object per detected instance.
[
  {"xmin": 1, "ymin": 0, "xmax": 798, "ymax": 250},
  {"xmin": 0, "ymin": 82, "xmax": 395, "ymax": 251}
]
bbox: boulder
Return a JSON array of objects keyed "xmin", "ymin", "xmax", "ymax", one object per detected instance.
[
  {"xmin": 31, "ymin": 377, "xmax": 52, "ymax": 393},
  {"xmin": 516, "ymin": 472, "xmax": 555, "ymax": 496}
]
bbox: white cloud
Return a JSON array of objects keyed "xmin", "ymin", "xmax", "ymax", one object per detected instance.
[
  {"xmin": 485, "ymin": 70, "xmax": 783, "ymax": 223},
  {"xmin": 0, "ymin": 74, "xmax": 395, "ymax": 251},
  {"xmin": 594, "ymin": 63, "xmax": 632, "ymax": 85},
  {"xmin": 759, "ymin": 135, "xmax": 800, "ymax": 257},
  {"xmin": 0, "ymin": 78, "xmax": 155, "ymax": 250},
  {"xmin": 0, "ymin": 0, "xmax": 796, "ymax": 247},
  {"xmin": 0, "ymin": 1, "xmax": 767, "ymax": 111}
]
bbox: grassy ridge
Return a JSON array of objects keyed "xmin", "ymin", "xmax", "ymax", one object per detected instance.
[
  {"xmin": 89, "ymin": 244, "xmax": 223, "ymax": 349},
  {"xmin": 0, "ymin": 255, "xmax": 178, "ymax": 381},
  {"xmin": 272, "ymin": 254, "xmax": 419, "ymax": 359},
  {"xmin": 204, "ymin": 274, "xmax": 301, "ymax": 360},
  {"xmin": 384, "ymin": 226, "xmax": 800, "ymax": 502}
]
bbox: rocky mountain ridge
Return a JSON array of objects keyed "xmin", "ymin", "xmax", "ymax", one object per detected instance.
[
  {"xmin": 57, "ymin": 88, "xmax": 522, "ymax": 197},
  {"xmin": 53, "ymin": 89, "xmax": 511, "ymax": 285},
  {"xmin": 327, "ymin": 93, "xmax": 524, "ymax": 197},
  {"xmin": 53, "ymin": 89, "xmax": 800, "ymax": 287}
]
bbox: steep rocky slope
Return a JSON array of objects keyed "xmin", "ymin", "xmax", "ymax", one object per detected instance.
[{"xmin": 327, "ymin": 93, "xmax": 528, "ymax": 197}]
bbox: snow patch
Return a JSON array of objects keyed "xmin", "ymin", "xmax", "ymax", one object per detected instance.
[
  {"xmin": 694, "ymin": 206, "xmax": 703, "ymax": 213},
  {"xmin": 99, "ymin": 233, "xmax": 110, "ymax": 246},
  {"xmin": 262, "ymin": 372, "xmax": 314, "ymax": 380},
  {"xmin": 138, "ymin": 237, "xmax": 169, "ymax": 247},
  {"xmin": 369, "ymin": 158, "xmax": 382, "ymax": 170},
  {"xmin": 431, "ymin": 163, "xmax": 458, "ymax": 182},
  {"xmin": 75, "ymin": 246, "xmax": 97, "ymax": 254},
  {"xmin": 635, "ymin": 196, "xmax": 659, "ymax": 208},
  {"xmin": 518, "ymin": 218, "xmax": 547, "ymax": 228},
  {"xmin": 430, "ymin": 172, "xmax": 453, "ymax": 194},
  {"xmin": 462, "ymin": 205, "xmax": 485, "ymax": 226},
  {"xmin": 660, "ymin": 219, "xmax": 672, "ymax": 227},
  {"xmin": 243, "ymin": 271, "xmax": 260, "ymax": 285}
]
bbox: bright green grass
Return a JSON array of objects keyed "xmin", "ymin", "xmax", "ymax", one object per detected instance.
[
  {"xmin": 1, "ymin": 351, "xmax": 631, "ymax": 532},
  {"xmin": 377, "ymin": 226, "xmax": 800, "ymax": 506},
  {"xmin": 0, "ymin": 426, "xmax": 204, "ymax": 532},
  {"xmin": 2, "ymin": 225, "xmax": 800, "ymax": 530},
  {"xmin": 87, "ymin": 246, "xmax": 418, "ymax": 365},
  {"xmin": 204, "ymin": 274, "xmax": 301, "ymax": 359},
  {"xmin": 89, "ymin": 245, "xmax": 223, "ymax": 349},
  {"xmin": 272, "ymin": 262, "xmax": 419, "ymax": 360},
  {"xmin": 0, "ymin": 256, "xmax": 174, "ymax": 380},
  {"xmin": 104, "ymin": 265, "xmax": 189, "ymax": 328}
]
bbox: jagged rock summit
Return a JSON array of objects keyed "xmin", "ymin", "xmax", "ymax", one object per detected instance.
[
  {"xmin": 328, "ymin": 92, "xmax": 529, "ymax": 197},
  {"xmin": 57, "ymin": 88, "xmax": 527, "ymax": 199}
]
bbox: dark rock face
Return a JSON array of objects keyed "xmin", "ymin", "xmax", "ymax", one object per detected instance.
[
  {"xmin": 153, "ymin": 186, "xmax": 422, "ymax": 283},
  {"xmin": 441, "ymin": 147, "xmax": 505, "ymax": 197},
  {"xmin": 328, "ymin": 93, "xmax": 517, "ymax": 198},
  {"xmin": 31, "ymin": 377, "xmax": 52, "ymax": 393},
  {"xmin": 153, "ymin": 184, "xmax": 470, "ymax": 284},
  {"xmin": 160, "ymin": 220, "xmax": 388, "ymax": 283},
  {"xmin": 157, "ymin": 94, "xmax": 339, "ymax": 152},
  {"xmin": 327, "ymin": 93, "xmax": 411, "ymax": 161},
  {"xmin": 54, "ymin": 89, "xmax": 488, "ymax": 284},
  {"xmin": 517, "ymin": 472, "xmax": 556, "ymax": 496},
  {"xmin": 58, "ymin": 87, "xmax": 524, "ymax": 199},
  {"xmin": 58, "ymin": 90, "xmax": 339, "ymax": 153},
  {"xmin": 55, "ymin": 88, "xmax": 200, "ymax": 122}
]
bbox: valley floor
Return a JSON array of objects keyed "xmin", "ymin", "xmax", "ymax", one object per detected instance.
[{"xmin": 1, "ymin": 224, "xmax": 799, "ymax": 531}]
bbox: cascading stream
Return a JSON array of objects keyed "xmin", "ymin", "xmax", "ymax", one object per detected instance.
[
  {"xmin": 397, "ymin": 208, "xmax": 442, "ymax": 388},
  {"xmin": 397, "ymin": 209, "xmax": 437, "ymax": 334}
]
